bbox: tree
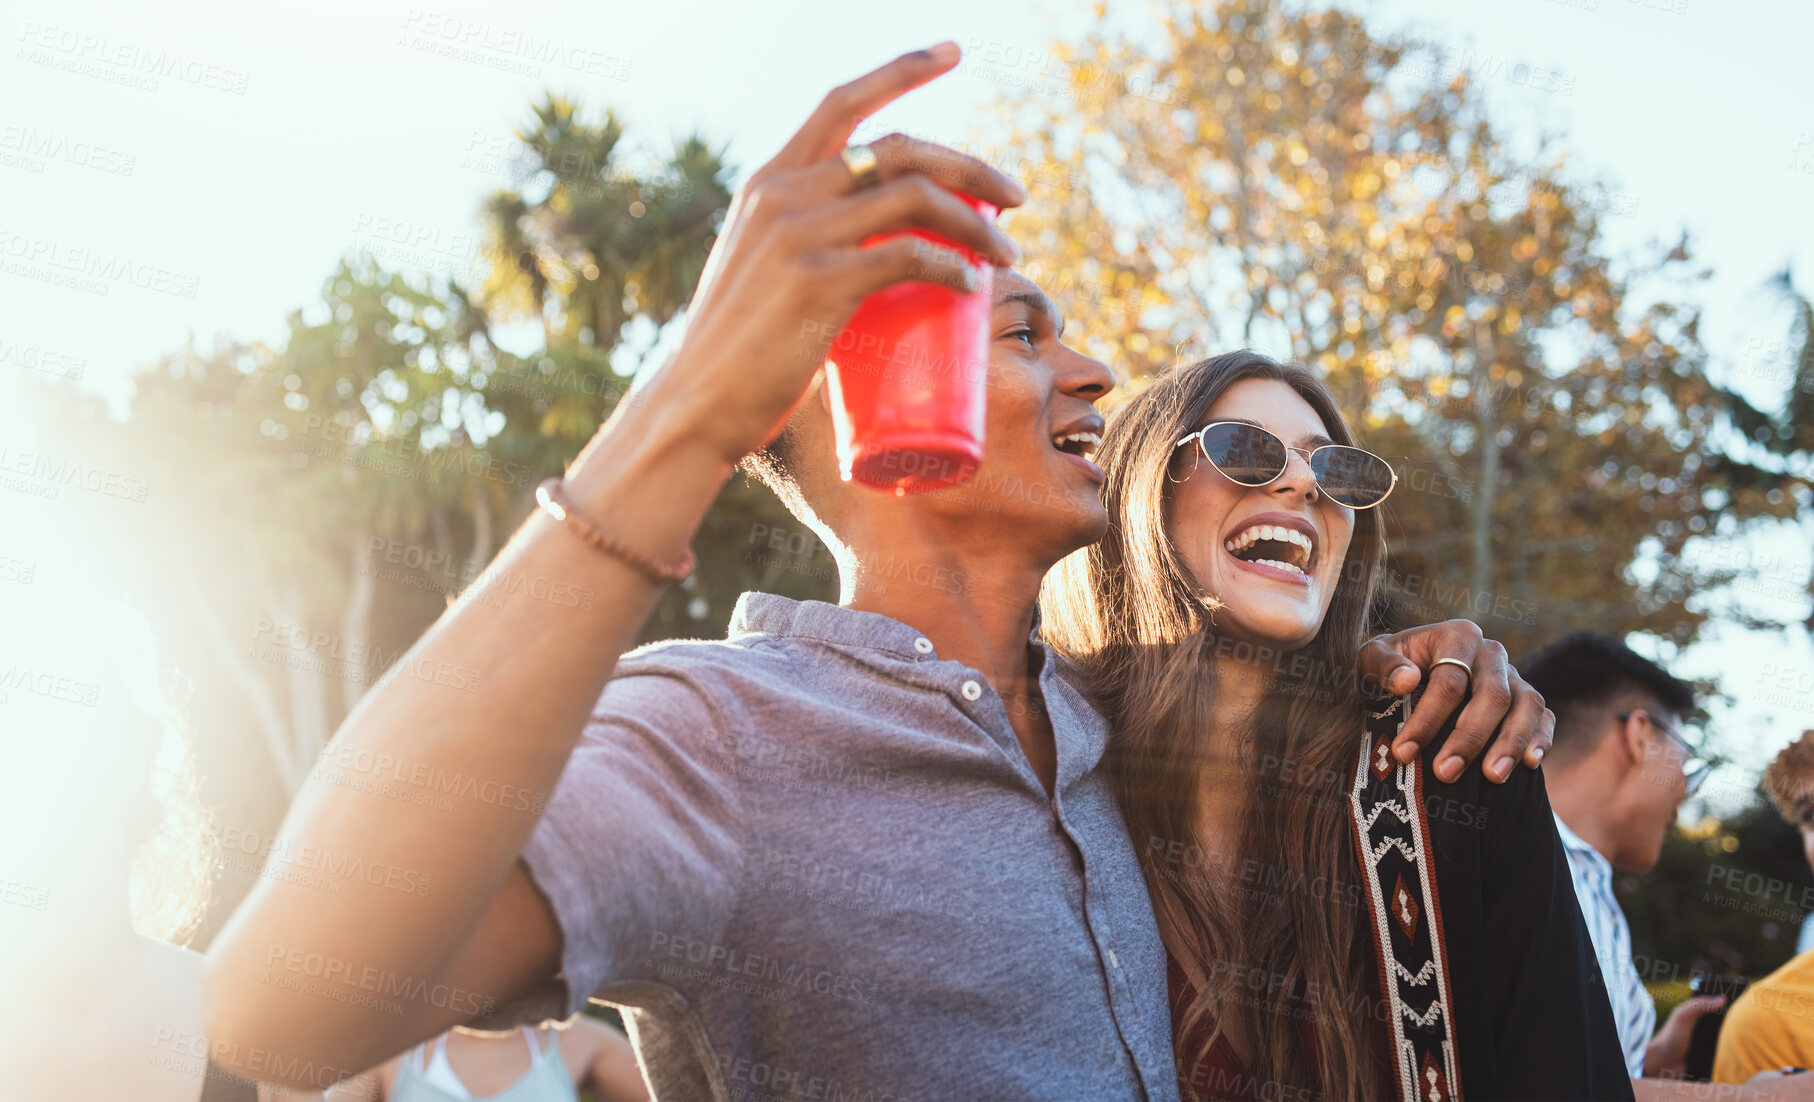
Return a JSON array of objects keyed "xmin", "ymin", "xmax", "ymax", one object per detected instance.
[
  {"xmin": 995, "ymin": 0, "xmax": 1795, "ymax": 658},
  {"xmin": 1715, "ymin": 266, "xmax": 1814, "ymax": 628},
  {"xmin": 475, "ymin": 96, "xmax": 833, "ymax": 640},
  {"xmin": 93, "ymin": 98, "xmax": 754, "ymax": 806},
  {"xmin": 121, "ymin": 260, "xmax": 521, "ymax": 788},
  {"xmin": 476, "ymin": 95, "xmax": 731, "ymax": 472},
  {"xmin": 84, "ymin": 92, "xmax": 847, "ymax": 836}
]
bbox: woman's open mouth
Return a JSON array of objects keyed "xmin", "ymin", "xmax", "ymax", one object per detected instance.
[{"xmin": 1223, "ymin": 520, "xmax": 1315, "ymax": 582}]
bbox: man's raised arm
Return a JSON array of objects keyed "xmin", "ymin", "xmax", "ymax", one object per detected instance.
[{"xmin": 202, "ymin": 42, "xmax": 1024, "ymax": 1088}]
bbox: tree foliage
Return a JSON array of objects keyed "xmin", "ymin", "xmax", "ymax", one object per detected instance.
[
  {"xmin": 1716, "ymin": 266, "xmax": 1814, "ymax": 626},
  {"xmin": 474, "ymin": 95, "xmax": 832, "ymax": 641},
  {"xmin": 997, "ymin": 0, "xmax": 1800, "ymax": 658},
  {"xmin": 91, "ymin": 100, "xmax": 766, "ymax": 814}
]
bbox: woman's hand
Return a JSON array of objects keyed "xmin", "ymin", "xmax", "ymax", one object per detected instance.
[
  {"xmin": 637, "ymin": 41, "xmax": 1025, "ymax": 469},
  {"xmin": 1358, "ymin": 619, "xmax": 1554, "ymax": 783}
]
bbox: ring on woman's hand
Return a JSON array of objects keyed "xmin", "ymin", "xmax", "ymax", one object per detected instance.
[
  {"xmin": 840, "ymin": 143, "xmax": 882, "ymax": 191},
  {"xmin": 1431, "ymin": 657, "xmax": 1473, "ymax": 681}
]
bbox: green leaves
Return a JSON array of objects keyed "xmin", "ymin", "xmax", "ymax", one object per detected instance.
[{"xmin": 998, "ymin": 0, "xmax": 1791, "ymax": 658}]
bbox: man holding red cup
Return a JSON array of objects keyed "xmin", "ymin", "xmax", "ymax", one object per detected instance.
[{"xmin": 204, "ymin": 44, "xmax": 1547, "ymax": 1100}]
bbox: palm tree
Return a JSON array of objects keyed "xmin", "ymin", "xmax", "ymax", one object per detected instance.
[
  {"xmin": 1710, "ymin": 266, "xmax": 1814, "ymax": 628},
  {"xmin": 1765, "ymin": 267, "xmax": 1814, "ymax": 457},
  {"xmin": 475, "ymin": 95, "xmax": 732, "ymax": 471},
  {"xmin": 472, "ymin": 98, "xmax": 843, "ymax": 638},
  {"xmin": 479, "ymin": 96, "xmax": 729, "ymax": 346},
  {"xmin": 1761, "ymin": 268, "xmax": 1814, "ymax": 627}
]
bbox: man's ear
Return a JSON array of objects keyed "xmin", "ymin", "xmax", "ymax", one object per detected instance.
[{"xmin": 1614, "ymin": 709, "xmax": 1651, "ymax": 771}]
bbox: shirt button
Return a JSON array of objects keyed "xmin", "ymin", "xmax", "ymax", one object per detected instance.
[
  {"xmin": 913, "ymin": 637, "xmax": 934, "ymax": 655},
  {"xmin": 960, "ymin": 679, "xmax": 983, "ymax": 701},
  {"xmin": 1109, "ymin": 950, "xmax": 1120, "ymax": 968}
]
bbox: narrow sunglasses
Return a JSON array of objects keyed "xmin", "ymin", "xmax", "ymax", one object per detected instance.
[{"xmin": 1173, "ymin": 421, "xmax": 1399, "ymax": 509}]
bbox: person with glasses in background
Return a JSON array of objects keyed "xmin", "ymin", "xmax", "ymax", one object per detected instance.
[{"xmin": 1525, "ymin": 632, "xmax": 1728, "ymax": 1082}]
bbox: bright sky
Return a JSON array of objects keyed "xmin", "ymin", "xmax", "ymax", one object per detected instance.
[{"xmin": 3, "ymin": 0, "xmax": 1810, "ymax": 803}]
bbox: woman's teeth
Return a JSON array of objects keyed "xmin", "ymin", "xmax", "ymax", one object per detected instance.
[
  {"xmin": 1053, "ymin": 431, "xmax": 1101, "ymax": 458},
  {"xmin": 1223, "ymin": 523, "xmax": 1314, "ymax": 573},
  {"xmin": 1246, "ymin": 558, "xmax": 1304, "ymax": 575}
]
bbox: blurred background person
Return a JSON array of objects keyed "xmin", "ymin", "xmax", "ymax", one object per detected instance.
[
  {"xmin": 1784, "ymin": 732, "xmax": 1814, "ymax": 959},
  {"xmin": 1526, "ymin": 631, "xmax": 1727, "ymax": 1082},
  {"xmin": 315, "ymin": 1017, "xmax": 646, "ymax": 1102},
  {"xmin": 1714, "ymin": 731, "xmax": 1814, "ymax": 1083},
  {"xmin": 0, "ymin": 573, "xmax": 244, "ymax": 1100}
]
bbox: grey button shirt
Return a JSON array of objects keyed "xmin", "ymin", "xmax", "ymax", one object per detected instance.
[{"xmin": 518, "ymin": 593, "xmax": 1178, "ymax": 1102}]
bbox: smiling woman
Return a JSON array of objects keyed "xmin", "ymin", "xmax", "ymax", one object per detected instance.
[{"xmin": 1043, "ymin": 350, "xmax": 1634, "ymax": 1102}]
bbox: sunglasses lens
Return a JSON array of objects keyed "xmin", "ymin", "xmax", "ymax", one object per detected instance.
[
  {"xmin": 1311, "ymin": 447, "xmax": 1396, "ymax": 508},
  {"xmin": 1198, "ymin": 423, "xmax": 1287, "ymax": 485}
]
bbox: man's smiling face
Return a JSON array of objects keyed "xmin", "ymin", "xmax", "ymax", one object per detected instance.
[{"xmin": 784, "ymin": 269, "xmax": 1117, "ymax": 565}]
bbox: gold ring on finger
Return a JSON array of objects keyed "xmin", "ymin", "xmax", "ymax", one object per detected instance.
[
  {"xmin": 1431, "ymin": 657, "xmax": 1473, "ymax": 682},
  {"xmin": 840, "ymin": 143, "xmax": 882, "ymax": 191}
]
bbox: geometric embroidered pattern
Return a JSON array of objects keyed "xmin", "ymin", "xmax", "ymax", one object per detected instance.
[
  {"xmin": 1348, "ymin": 693, "xmax": 1463, "ymax": 1102},
  {"xmin": 1392, "ymin": 872, "xmax": 1421, "ymax": 939},
  {"xmin": 1419, "ymin": 1051, "xmax": 1452, "ymax": 1102}
]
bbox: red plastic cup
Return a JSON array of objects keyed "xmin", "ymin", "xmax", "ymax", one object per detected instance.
[{"xmin": 823, "ymin": 192, "xmax": 998, "ymax": 495}]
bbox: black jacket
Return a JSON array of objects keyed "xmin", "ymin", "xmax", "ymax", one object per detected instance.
[{"xmin": 1349, "ymin": 692, "xmax": 1635, "ymax": 1101}]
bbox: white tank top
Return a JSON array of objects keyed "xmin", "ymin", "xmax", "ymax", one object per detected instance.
[{"xmin": 391, "ymin": 1027, "xmax": 578, "ymax": 1102}]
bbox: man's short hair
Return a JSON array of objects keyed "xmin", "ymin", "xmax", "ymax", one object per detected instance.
[
  {"xmin": 1522, "ymin": 631, "xmax": 1696, "ymax": 763},
  {"xmin": 1764, "ymin": 731, "xmax": 1814, "ymax": 823}
]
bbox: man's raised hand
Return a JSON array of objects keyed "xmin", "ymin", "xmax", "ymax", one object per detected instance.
[{"xmin": 648, "ymin": 43, "xmax": 1025, "ymax": 470}]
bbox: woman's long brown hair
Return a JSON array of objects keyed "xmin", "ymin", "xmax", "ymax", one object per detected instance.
[{"xmin": 1043, "ymin": 352, "xmax": 1389, "ymax": 1100}]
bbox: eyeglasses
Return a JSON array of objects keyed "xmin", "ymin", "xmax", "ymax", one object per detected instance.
[
  {"xmin": 1173, "ymin": 421, "xmax": 1399, "ymax": 510},
  {"xmin": 1619, "ymin": 710, "xmax": 1722, "ymax": 797}
]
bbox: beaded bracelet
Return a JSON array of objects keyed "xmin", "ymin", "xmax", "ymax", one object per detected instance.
[{"xmin": 534, "ymin": 477, "xmax": 697, "ymax": 585}]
